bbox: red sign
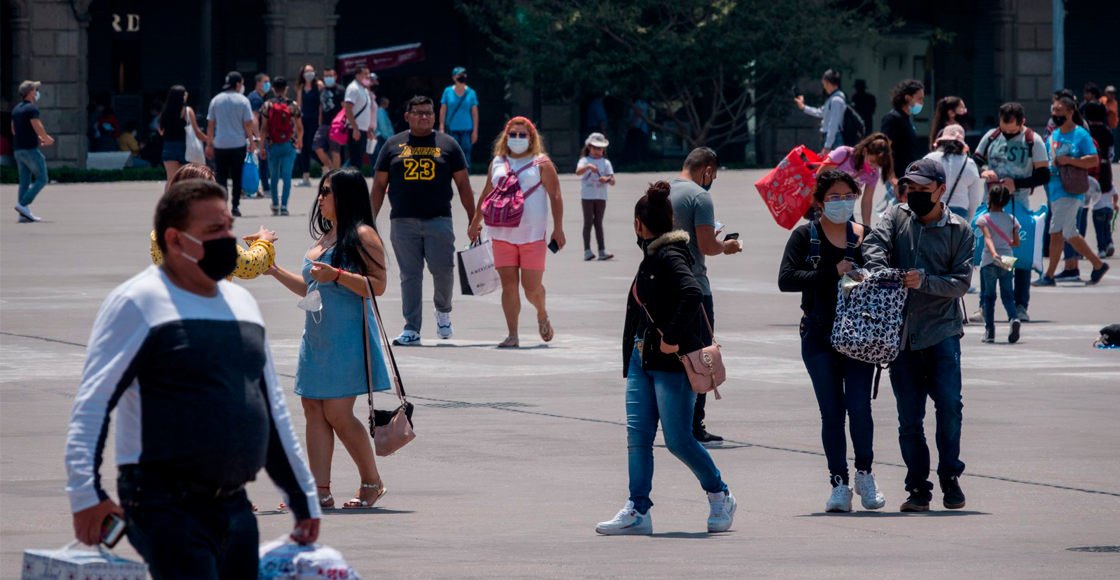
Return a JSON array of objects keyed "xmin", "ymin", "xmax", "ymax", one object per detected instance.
[{"xmin": 336, "ymin": 43, "xmax": 426, "ymax": 75}]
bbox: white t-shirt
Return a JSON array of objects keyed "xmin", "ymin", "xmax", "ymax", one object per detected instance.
[
  {"xmin": 925, "ymin": 151, "xmax": 983, "ymax": 217},
  {"xmin": 485, "ymin": 155, "xmax": 550, "ymax": 245},
  {"xmin": 1093, "ymin": 184, "xmax": 1117, "ymax": 210},
  {"xmin": 576, "ymin": 156, "xmax": 614, "ymax": 200},
  {"xmin": 344, "ymin": 81, "xmax": 372, "ymax": 131}
]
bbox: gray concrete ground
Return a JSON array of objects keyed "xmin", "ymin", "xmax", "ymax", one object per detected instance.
[{"xmin": 2, "ymin": 170, "xmax": 1119, "ymax": 579}]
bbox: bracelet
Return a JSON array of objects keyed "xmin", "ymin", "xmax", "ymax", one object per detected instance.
[{"xmin": 333, "ymin": 268, "xmax": 344, "ymax": 283}]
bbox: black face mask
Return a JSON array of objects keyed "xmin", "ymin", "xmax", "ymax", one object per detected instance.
[
  {"xmin": 456, "ymin": 75, "xmax": 467, "ymax": 83},
  {"xmin": 182, "ymin": 233, "xmax": 239, "ymax": 281},
  {"xmin": 1001, "ymin": 130, "xmax": 1021, "ymax": 139},
  {"xmin": 907, "ymin": 190, "xmax": 938, "ymax": 217},
  {"xmin": 1052, "ymin": 115, "xmax": 1067, "ymax": 127}
]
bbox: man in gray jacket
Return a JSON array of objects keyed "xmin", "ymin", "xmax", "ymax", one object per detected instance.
[{"xmin": 863, "ymin": 158, "xmax": 973, "ymax": 513}]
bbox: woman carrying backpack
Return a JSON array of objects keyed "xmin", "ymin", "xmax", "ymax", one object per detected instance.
[
  {"xmin": 778, "ymin": 169, "xmax": 886, "ymax": 513},
  {"xmin": 596, "ymin": 181, "xmax": 735, "ymax": 535},
  {"xmin": 469, "ymin": 117, "xmax": 566, "ymax": 348}
]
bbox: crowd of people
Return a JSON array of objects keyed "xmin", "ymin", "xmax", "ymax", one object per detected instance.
[{"xmin": 2, "ymin": 63, "xmax": 1108, "ymax": 572}]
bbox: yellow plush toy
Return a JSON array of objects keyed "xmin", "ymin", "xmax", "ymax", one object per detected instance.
[{"xmin": 149, "ymin": 230, "xmax": 275, "ymax": 280}]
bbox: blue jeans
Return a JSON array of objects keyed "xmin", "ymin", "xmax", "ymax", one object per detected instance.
[
  {"xmin": 626, "ymin": 348, "xmax": 727, "ymax": 513},
  {"xmin": 14, "ymin": 148, "xmax": 48, "ymax": 206},
  {"xmin": 1062, "ymin": 207, "xmax": 1089, "ymax": 260},
  {"xmin": 800, "ymin": 315, "xmax": 875, "ymax": 485},
  {"xmin": 888, "ymin": 335, "xmax": 965, "ymax": 496},
  {"xmin": 1092, "ymin": 207, "xmax": 1114, "ymax": 252},
  {"xmin": 449, "ymin": 129, "xmax": 472, "ymax": 168},
  {"xmin": 980, "ymin": 264, "xmax": 1016, "ymax": 328},
  {"xmin": 268, "ymin": 142, "xmax": 297, "ymax": 208},
  {"xmin": 1013, "ymin": 268, "xmax": 1031, "ymax": 310},
  {"xmin": 949, "ymin": 205, "xmax": 971, "ymax": 223}
]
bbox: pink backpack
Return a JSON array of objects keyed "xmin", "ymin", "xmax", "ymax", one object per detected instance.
[{"xmin": 481, "ymin": 156, "xmax": 549, "ymax": 228}]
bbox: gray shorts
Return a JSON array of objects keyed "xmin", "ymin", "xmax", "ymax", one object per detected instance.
[
  {"xmin": 311, "ymin": 125, "xmax": 341, "ymax": 153},
  {"xmin": 1050, "ymin": 196, "xmax": 1083, "ymax": 238}
]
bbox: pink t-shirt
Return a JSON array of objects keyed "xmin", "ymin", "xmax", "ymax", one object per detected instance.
[{"xmin": 826, "ymin": 146, "xmax": 880, "ymax": 190}]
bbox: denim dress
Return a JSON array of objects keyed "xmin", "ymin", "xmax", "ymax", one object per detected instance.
[{"xmin": 295, "ymin": 247, "xmax": 391, "ymax": 399}]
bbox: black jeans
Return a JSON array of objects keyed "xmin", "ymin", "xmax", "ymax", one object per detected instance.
[
  {"xmin": 800, "ymin": 314, "xmax": 875, "ymax": 485},
  {"xmin": 692, "ymin": 295, "xmax": 715, "ymax": 432},
  {"xmin": 213, "ymin": 146, "xmax": 247, "ymax": 208},
  {"xmin": 117, "ymin": 468, "xmax": 258, "ymax": 580},
  {"xmin": 347, "ymin": 129, "xmax": 368, "ymax": 170}
]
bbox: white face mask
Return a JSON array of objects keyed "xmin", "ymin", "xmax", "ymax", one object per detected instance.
[
  {"xmin": 238, "ymin": 85, "xmax": 245, "ymax": 95},
  {"xmin": 297, "ymin": 282, "xmax": 323, "ymax": 324},
  {"xmin": 508, "ymin": 138, "xmax": 530, "ymax": 155},
  {"xmin": 304, "ymin": 71, "xmax": 316, "ymax": 82}
]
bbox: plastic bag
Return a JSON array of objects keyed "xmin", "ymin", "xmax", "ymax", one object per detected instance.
[
  {"xmin": 242, "ymin": 151, "xmax": 260, "ymax": 194},
  {"xmin": 259, "ymin": 536, "xmax": 362, "ymax": 580}
]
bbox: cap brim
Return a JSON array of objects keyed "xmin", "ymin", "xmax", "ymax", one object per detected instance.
[{"xmin": 898, "ymin": 175, "xmax": 938, "ymax": 186}]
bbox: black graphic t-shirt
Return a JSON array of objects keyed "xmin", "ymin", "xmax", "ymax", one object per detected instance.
[{"xmin": 375, "ymin": 130, "xmax": 467, "ymax": 220}]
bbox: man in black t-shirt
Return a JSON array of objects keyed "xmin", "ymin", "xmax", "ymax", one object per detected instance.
[
  {"xmin": 313, "ymin": 68, "xmax": 346, "ymax": 171},
  {"xmin": 12, "ymin": 80, "xmax": 55, "ymax": 222},
  {"xmin": 371, "ymin": 96, "xmax": 477, "ymax": 346}
]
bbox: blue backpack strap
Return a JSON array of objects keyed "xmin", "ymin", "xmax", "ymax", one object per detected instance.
[{"xmin": 807, "ymin": 220, "xmax": 821, "ymax": 269}]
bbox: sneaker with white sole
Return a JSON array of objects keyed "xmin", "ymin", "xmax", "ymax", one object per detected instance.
[
  {"xmin": 825, "ymin": 476, "xmax": 853, "ymax": 513},
  {"xmin": 392, "ymin": 330, "xmax": 421, "ymax": 346},
  {"xmin": 1016, "ymin": 304, "xmax": 1030, "ymax": 322},
  {"xmin": 435, "ymin": 311, "xmax": 453, "ymax": 339},
  {"xmin": 584, "ymin": 249, "xmax": 595, "ymax": 261},
  {"xmin": 14, "ymin": 204, "xmax": 40, "ymax": 222},
  {"xmin": 595, "ymin": 501, "xmax": 652, "ymax": 535},
  {"xmin": 706, "ymin": 490, "xmax": 736, "ymax": 532},
  {"xmin": 853, "ymin": 470, "xmax": 886, "ymax": 510}
]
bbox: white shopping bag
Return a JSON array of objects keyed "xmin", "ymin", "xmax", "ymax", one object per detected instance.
[
  {"xmin": 457, "ymin": 239, "xmax": 501, "ymax": 296},
  {"xmin": 22, "ymin": 541, "xmax": 147, "ymax": 580},
  {"xmin": 259, "ymin": 536, "xmax": 363, "ymax": 580}
]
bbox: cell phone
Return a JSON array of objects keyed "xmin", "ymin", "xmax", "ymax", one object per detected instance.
[
  {"xmin": 792, "ymin": 85, "xmax": 802, "ymax": 98},
  {"xmin": 101, "ymin": 513, "xmax": 126, "ymax": 548},
  {"xmin": 723, "ymin": 232, "xmax": 739, "ymax": 241},
  {"xmin": 548, "ymin": 239, "xmax": 559, "ymax": 253}
]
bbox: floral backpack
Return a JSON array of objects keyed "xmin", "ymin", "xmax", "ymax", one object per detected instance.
[{"xmin": 481, "ymin": 156, "xmax": 549, "ymax": 228}]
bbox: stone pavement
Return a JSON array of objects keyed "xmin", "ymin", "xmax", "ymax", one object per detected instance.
[{"xmin": 2, "ymin": 170, "xmax": 1118, "ymax": 578}]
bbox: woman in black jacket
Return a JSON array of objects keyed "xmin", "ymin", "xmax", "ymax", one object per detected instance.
[
  {"xmin": 778, "ymin": 170, "xmax": 885, "ymax": 513},
  {"xmin": 596, "ymin": 181, "xmax": 735, "ymax": 536}
]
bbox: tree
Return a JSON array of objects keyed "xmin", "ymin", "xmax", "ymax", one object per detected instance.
[{"xmin": 458, "ymin": 0, "xmax": 889, "ymax": 151}]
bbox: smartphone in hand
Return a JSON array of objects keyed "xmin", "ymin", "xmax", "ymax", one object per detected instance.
[
  {"xmin": 101, "ymin": 513, "xmax": 126, "ymax": 548},
  {"xmin": 548, "ymin": 239, "xmax": 559, "ymax": 253},
  {"xmin": 724, "ymin": 233, "xmax": 740, "ymax": 242}
]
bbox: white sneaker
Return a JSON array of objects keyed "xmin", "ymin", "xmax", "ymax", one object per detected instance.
[
  {"xmin": 706, "ymin": 490, "xmax": 736, "ymax": 533},
  {"xmin": 392, "ymin": 330, "xmax": 421, "ymax": 346},
  {"xmin": 435, "ymin": 311, "xmax": 453, "ymax": 339},
  {"xmin": 297, "ymin": 178, "xmax": 312, "ymax": 187},
  {"xmin": 595, "ymin": 501, "xmax": 652, "ymax": 535},
  {"xmin": 14, "ymin": 204, "xmax": 40, "ymax": 222},
  {"xmin": 825, "ymin": 478, "xmax": 853, "ymax": 513},
  {"xmin": 853, "ymin": 470, "xmax": 886, "ymax": 510}
]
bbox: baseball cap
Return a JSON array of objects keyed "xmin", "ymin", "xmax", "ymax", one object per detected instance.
[
  {"xmin": 585, "ymin": 132, "xmax": 609, "ymax": 148},
  {"xmin": 19, "ymin": 80, "xmax": 41, "ymax": 97},
  {"xmin": 452, "ymin": 67, "xmax": 467, "ymax": 77},
  {"xmin": 898, "ymin": 158, "xmax": 946, "ymax": 186},
  {"xmin": 222, "ymin": 71, "xmax": 243, "ymax": 90}
]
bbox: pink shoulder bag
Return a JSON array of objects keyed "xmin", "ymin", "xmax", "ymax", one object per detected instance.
[
  {"xmin": 631, "ymin": 284, "xmax": 726, "ymax": 399},
  {"xmin": 362, "ymin": 276, "xmax": 415, "ymax": 456}
]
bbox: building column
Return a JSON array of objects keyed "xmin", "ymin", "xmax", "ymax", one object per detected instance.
[
  {"xmin": 27, "ymin": 0, "xmax": 90, "ymax": 168},
  {"xmin": 264, "ymin": 11, "xmax": 286, "ymax": 79},
  {"xmin": 9, "ymin": 17, "xmax": 32, "ymax": 101}
]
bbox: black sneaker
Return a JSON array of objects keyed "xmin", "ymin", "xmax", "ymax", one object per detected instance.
[
  {"xmin": 1008, "ymin": 319, "xmax": 1021, "ymax": 344},
  {"xmin": 899, "ymin": 489, "xmax": 931, "ymax": 512},
  {"xmin": 940, "ymin": 476, "xmax": 966, "ymax": 509},
  {"xmin": 231, "ymin": 207, "xmax": 242, "ymax": 217},
  {"xmin": 694, "ymin": 428, "xmax": 724, "ymax": 447},
  {"xmin": 1088, "ymin": 262, "xmax": 1110, "ymax": 285},
  {"xmin": 1053, "ymin": 269, "xmax": 1082, "ymax": 282}
]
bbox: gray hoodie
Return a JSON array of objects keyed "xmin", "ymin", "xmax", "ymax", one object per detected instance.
[{"xmin": 863, "ymin": 203, "xmax": 974, "ymax": 351}]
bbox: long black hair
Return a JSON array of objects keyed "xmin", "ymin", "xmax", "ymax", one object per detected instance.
[
  {"xmin": 635, "ymin": 180, "xmax": 675, "ymax": 235},
  {"xmin": 160, "ymin": 85, "xmax": 186, "ymax": 132},
  {"xmin": 310, "ymin": 166, "xmax": 384, "ymax": 275},
  {"xmin": 929, "ymin": 96, "xmax": 963, "ymax": 149}
]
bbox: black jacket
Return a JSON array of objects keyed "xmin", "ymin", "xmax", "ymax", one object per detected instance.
[
  {"xmin": 881, "ymin": 108, "xmax": 920, "ymax": 179},
  {"xmin": 623, "ymin": 231, "xmax": 710, "ymax": 376}
]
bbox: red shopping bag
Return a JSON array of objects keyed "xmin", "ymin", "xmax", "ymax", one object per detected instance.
[{"xmin": 755, "ymin": 146, "xmax": 823, "ymax": 229}]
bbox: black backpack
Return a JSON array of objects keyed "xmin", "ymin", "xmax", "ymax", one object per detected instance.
[{"xmin": 840, "ymin": 104, "xmax": 866, "ymax": 146}]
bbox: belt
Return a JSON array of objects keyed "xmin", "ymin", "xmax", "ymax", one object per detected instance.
[{"xmin": 119, "ymin": 465, "xmax": 246, "ymax": 499}]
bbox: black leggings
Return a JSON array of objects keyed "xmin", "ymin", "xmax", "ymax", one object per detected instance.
[{"xmin": 582, "ymin": 199, "xmax": 607, "ymax": 251}]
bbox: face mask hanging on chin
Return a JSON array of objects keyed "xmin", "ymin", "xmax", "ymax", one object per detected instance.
[{"xmin": 298, "ymin": 281, "xmax": 323, "ymax": 324}]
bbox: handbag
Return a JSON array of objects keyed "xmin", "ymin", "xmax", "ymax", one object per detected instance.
[
  {"xmin": 184, "ymin": 108, "xmax": 206, "ymax": 165},
  {"xmin": 630, "ymin": 283, "xmax": 726, "ymax": 399},
  {"xmin": 1058, "ymin": 164, "xmax": 1090, "ymax": 194},
  {"xmin": 361, "ymin": 276, "xmax": 415, "ymax": 456}
]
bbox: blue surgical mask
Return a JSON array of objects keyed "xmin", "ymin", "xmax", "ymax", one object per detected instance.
[
  {"xmin": 324, "ymin": 77, "xmax": 336, "ymax": 88},
  {"xmin": 34, "ymin": 90, "xmax": 41, "ymax": 102},
  {"xmin": 909, "ymin": 102, "xmax": 923, "ymax": 116},
  {"xmin": 261, "ymin": 82, "xmax": 271, "ymax": 93},
  {"xmin": 823, "ymin": 200, "xmax": 856, "ymax": 223}
]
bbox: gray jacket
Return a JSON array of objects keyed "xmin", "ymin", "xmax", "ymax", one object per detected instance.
[{"xmin": 863, "ymin": 203, "xmax": 974, "ymax": 351}]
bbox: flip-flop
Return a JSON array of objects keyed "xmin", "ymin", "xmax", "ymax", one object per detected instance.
[
  {"xmin": 498, "ymin": 336, "xmax": 520, "ymax": 348},
  {"xmin": 538, "ymin": 317, "xmax": 554, "ymax": 343},
  {"xmin": 342, "ymin": 483, "xmax": 386, "ymax": 509}
]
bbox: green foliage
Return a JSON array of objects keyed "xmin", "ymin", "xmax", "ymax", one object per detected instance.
[{"xmin": 458, "ymin": 0, "xmax": 889, "ymax": 149}]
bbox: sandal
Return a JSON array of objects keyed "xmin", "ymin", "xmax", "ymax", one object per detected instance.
[
  {"xmin": 342, "ymin": 482, "xmax": 387, "ymax": 509},
  {"xmin": 498, "ymin": 336, "xmax": 520, "ymax": 348},
  {"xmin": 538, "ymin": 317, "xmax": 554, "ymax": 343},
  {"xmin": 318, "ymin": 484, "xmax": 335, "ymax": 509}
]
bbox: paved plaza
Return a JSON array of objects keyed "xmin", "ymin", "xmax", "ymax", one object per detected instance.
[{"xmin": 2, "ymin": 170, "xmax": 1118, "ymax": 578}]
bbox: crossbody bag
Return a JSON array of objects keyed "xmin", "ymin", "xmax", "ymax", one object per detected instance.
[
  {"xmin": 631, "ymin": 283, "xmax": 726, "ymax": 399},
  {"xmin": 361, "ymin": 276, "xmax": 415, "ymax": 456}
]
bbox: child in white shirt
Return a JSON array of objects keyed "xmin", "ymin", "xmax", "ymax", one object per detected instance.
[{"xmin": 576, "ymin": 133, "xmax": 616, "ymax": 261}]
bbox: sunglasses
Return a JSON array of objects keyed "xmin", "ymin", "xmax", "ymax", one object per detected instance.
[
  {"xmin": 319, "ymin": 185, "xmax": 333, "ymax": 197},
  {"xmin": 507, "ymin": 132, "xmax": 530, "ymax": 139}
]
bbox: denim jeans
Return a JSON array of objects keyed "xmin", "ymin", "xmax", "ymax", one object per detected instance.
[
  {"xmin": 449, "ymin": 129, "xmax": 472, "ymax": 167},
  {"xmin": 980, "ymin": 264, "xmax": 1016, "ymax": 328},
  {"xmin": 1092, "ymin": 207, "xmax": 1114, "ymax": 252},
  {"xmin": 949, "ymin": 205, "xmax": 971, "ymax": 224},
  {"xmin": 1062, "ymin": 207, "xmax": 1089, "ymax": 260},
  {"xmin": 14, "ymin": 148, "xmax": 48, "ymax": 206},
  {"xmin": 626, "ymin": 348, "xmax": 728, "ymax": 513},
  {"xmin": 390, "ymin": 217, "xmax": 455, "ymax": 333},
  {"xmin": 117, "ymin": 468, "xmax": 258, "ymax": 580},
  {"xmin": 1013, "ymin": 268, "xmax": 1031, "ymax": 310},
  {"xmin": 800, "ymin": 315, "xmax": 875, "ymax": 485},
  {"xmin": 888, "ymin": 335, "xmax": 965, "ymax": 496},
  {"xmin": 268, "ymin": 141, "xmax": 297, "ymax": 208}
]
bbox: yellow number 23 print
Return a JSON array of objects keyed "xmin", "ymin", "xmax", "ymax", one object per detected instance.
[{"xmin": 403, "ymin": 158, "xmax": 436, "ymax": 181}]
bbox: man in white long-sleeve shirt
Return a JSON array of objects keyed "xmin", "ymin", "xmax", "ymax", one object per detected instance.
[
  {"xmin": 65, "ymin": 179, "xmax": 320, "ymax": 579},
  {"xmin": 795, "ymin": 69, "xmax": 848, "ymax": 156}
]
